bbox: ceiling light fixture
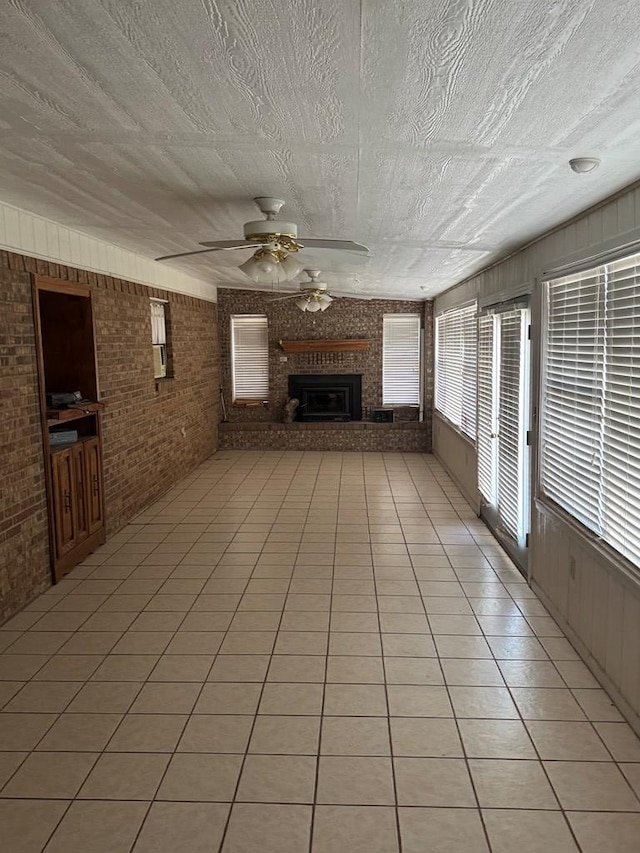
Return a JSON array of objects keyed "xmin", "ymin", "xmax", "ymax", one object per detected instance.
[
  {"xmin": 155, "ymin": 198, "xmax": 368, "ymax": 286},
  {"xmin": 268, "ymin": 271, "xmax": 341, "ymax": 313},
  {"xmin": 569, "ymin": 157, "xmax": 600, "ymax": 174},
  {"xmin": 294, "ymin": 291, "xmax": 334, "ymax": 313},
  {"xmin": 239, "ymin": 250, "xmax": 303, "ymax": 284}
]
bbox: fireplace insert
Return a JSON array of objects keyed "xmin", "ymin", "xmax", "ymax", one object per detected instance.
[{"xmin": 288, "ymin": 374, "xmax": 362, "ymax": 421}]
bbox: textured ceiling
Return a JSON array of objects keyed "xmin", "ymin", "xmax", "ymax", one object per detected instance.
[{"xmin": 1, "ymin": 0, "xmax": 640, "ymax": 298}]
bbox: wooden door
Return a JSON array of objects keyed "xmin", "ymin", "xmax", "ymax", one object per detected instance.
[
  {"xmin": 51, "ymin": 449, "xmax": 76, "ymax": 557},
  {"xmin": 72, "ymin": 443, "xmax": 89, "ymax": 544},
  {"xmin": 84, "ymin": 437, "xmax": 103, "ymax": 534}
]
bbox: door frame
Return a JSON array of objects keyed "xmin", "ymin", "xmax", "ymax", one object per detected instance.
[{"xmin": 478, "ymin": 301, "xmax": 532, "ymax": 576}]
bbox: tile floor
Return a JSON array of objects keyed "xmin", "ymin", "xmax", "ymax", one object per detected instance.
[{"xmin": 1, "ymin": 450, "xmax": 640, "ymax": 852}]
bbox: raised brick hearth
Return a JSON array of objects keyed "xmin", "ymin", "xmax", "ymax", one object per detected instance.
[{"xmin": 219, "ymin": 420, "xmax": 430, "ymax": 451}]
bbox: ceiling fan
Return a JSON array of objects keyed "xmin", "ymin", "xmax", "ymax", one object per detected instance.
[
  {"xmin": 155, "ymin": 197, "xmax": 368, "ymax": 285},
  {"xmin": 268, "ymin": 269, "xmax": 370, "ymax": 312}
]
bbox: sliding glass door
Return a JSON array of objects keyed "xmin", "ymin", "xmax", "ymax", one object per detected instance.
[{"xmin": 477, "ymin": 305, "xmax": 531, "ymax": 570}]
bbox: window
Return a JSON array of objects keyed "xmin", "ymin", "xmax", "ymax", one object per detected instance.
[
  {"xmin": 150, "ymin": 299, "xmax": 168, "ymax": 378},
  {"xmin": 382, "ymin": 314, "xmax": 421, "ymax": 405},
  {"xmin": 435, "ymin": 303, "xmax": 477, "ymax": 439},
  {"xmin": 231, "ymin": 314, "xmax": 269, "ymax": 401},
  {"xmin": 541, "ymin": 251, "xmax": 640, "ymax": 570}
]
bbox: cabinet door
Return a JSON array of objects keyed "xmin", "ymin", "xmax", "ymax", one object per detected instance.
[
  {"xmin": 71, "ymin": 443, "xmax": 89, "ymax": 544},
  {"xmin": 51, "ymin": 449, "xmax": 76, "ymax": 557},
  {"xmin": 84, "ymin": 437, "xmax": 103, "ymax": 534}
]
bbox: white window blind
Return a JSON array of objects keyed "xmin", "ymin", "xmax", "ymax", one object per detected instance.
[
  {"xmin": 477, "ymin": 314, "xmax": 496, "ymax": 504},
  {"xmin": 541, "ymin": 251, "xmax": 640, "ymax": 570},
  {"xmin": 435, "ymin": 303, "xmax": 477, "ymax": 439},
  {"xmin": 497, "ymin": 310, "xmax": 526, "ymax": 542},
  {"xmin": 150, "ymin": 299, "xmax": 168, "ymax": 378},
  {"xmin": 477, "ymin": 308, "xmax": 529, "ymax": 546},
  {"xmin": 150, "ymin": 300, "xmax": 167, "ymax": 345},
  {"xmin": 382, "ymin": 314, "xmax": 421, "ymax": 405},
  {"xmin": 231, "ymin": 315, "xmax": 269, "ymax": 401}
]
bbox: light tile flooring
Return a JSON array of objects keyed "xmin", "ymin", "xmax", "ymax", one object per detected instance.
[{"xmin": 1, "ymin": 450, "xmax": 640, "ymax": 852}]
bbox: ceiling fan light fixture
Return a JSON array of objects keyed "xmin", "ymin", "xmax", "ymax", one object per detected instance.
[
  {"xmin": 239, "ymin": 249, "xmax": 301, "ymax": 285},
  {"xmin": 295, "ymin": 296, "xmax": 310, "ymax": 311},
  {"xmin": 255, "ymin": 257, "xmax": 277, "ymax": 276},
  {"xmin": 239, "ymin": 254, "xmax": 272, "ymax": 283},
  {"xmin": 280, "ymin": 254, "xmax": 304, "ymax": 280},
  {"xmin": 305, "ymin": 299, "xmax": 322, "ymax": 312}
]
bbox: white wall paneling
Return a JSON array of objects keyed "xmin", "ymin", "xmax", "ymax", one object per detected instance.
[{"xmin": 0, "ymin": 200, "xmax": 216, "ymax": 301}]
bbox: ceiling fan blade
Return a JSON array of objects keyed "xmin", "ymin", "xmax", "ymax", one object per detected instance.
[
  {"xmin": 155, "ymin": 247, "xmax": 229, "ymax": 261},
  {"xmin": 330, "ymin": 291, "xmax": 373, "ymax": 300},
  {"xmin": 156, "ymin": 240, "xmax": 261, "ymax": 261},
  {"xmin": 198, "ymin": 240, "xmax": 262, "ymax": 249},
  {"xmin": 267, "ymin": 293, "xmax": 303, "ymax": 302},
  {"xmin": 298, "ymin": 239, "xmax": 369, "ymax": 253}
]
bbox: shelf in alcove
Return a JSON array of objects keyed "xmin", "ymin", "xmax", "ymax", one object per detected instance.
[{"xmin": 46, "ymin": 401, "xmax": 106, "ymax": 424}]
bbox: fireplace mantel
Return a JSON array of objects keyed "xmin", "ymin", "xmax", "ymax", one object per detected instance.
[{"xmin": 279, "ymin": 339, "xmax": 370, "ymax": 354}]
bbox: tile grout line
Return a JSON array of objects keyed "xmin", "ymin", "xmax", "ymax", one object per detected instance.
[
  {"xmin": 307, "ymin": 449, "xmax": 340, "ymax": 853},
  {"xmin": 216, "ymin": 450, "xmax": 317, "ymax": 853},
  {"xmin": 379, "ymin": 454, "xmax": 404, "ymax": 853}
]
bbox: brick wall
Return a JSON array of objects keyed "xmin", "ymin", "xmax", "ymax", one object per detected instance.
[
  {"xmin": 0, "ymin": 256, "xmax": 50, "ymax": 623},
  {"xmin": 218, "ymin": 287, "xmax": 434, "ymax": 443},
  {"xmin": 0, "ymin": 250, "xmax": 219, "ymax": 623}
]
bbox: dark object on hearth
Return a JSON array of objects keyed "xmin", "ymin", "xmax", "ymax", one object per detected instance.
[
  {"xmin": 220, "ymin": 386, "xmax": 228, "ymax": 422},
  {"xmin": 283, "ymin": 398, "xmax": 299, "ymax": 423},
  {"xmin": 372, "ymin": 408, "xmax": 395, "ymax": 423}
]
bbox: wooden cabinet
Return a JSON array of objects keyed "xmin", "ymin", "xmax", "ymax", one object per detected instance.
[
  {"xmin": 50, "ymin": 438, "xmax": 104, "ymax": 562},
  {"xmin": 51, "ymin": 448, "xmax": 77, "ymax": 558},
  {"xmin": 84, "ymin": 437, "xmax": 103, "ymax": 535},
  {"xmin": 33, "ymin": 276, "xmax": 106, "ymax": 581},
  {"xmin": 72, "ymin": 442, "xmax": 89, "ymax": 544}
]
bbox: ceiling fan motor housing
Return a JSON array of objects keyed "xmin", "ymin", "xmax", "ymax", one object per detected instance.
[
  {"xmin": 243, "ymin": 220, "xmax": 298, "ymax": 241},
  {"xmin": 244, "ymin": 219, "xmax": 300, "ymax": 257}
]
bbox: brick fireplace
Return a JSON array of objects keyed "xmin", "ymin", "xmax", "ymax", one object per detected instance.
[{"xmin": 217, "ymin": 287, "xmax": 434, "ymax": 451}]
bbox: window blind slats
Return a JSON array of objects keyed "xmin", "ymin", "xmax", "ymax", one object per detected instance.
[
  {"xmin": 382, "ymin": 314, "xmax": 421, "ymax": 405},
  {"xmin": 541, "ymin": 268, "xmax": 604, "ymax": 534},
  {"xmin": 231, "ymin": 315, "xmax": 269, "ymax": 400},
  {"xmin": 477, "ymin": 315, "xmax": 496, "ymax": 504},
  {"xmin": 541, "ymin": 252, "xmax": 640, "ymax": 573},
  {"xmin": 150, "ymin": 300, "xmax": 167, "ymax": 345},
  {"xmin": 435, "ymin": 303, "xmax": 477, "ymax": 439},
  {"xmin": 497, "ymin": 311, "xmax": 525, "ymax": 541},
  {"xmin": 601, "ymin": 259, "xmax": 640, "ymax": 568}
]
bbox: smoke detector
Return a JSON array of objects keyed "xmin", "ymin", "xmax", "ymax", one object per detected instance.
[{"xmin": 569, "ymin": 158, "xmax": 600, "ymax": 174}]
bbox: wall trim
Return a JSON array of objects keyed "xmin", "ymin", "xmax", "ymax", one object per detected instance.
[{"xmin": 0, "ymin": 199, "xmax": 217, "ymax": 303}]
